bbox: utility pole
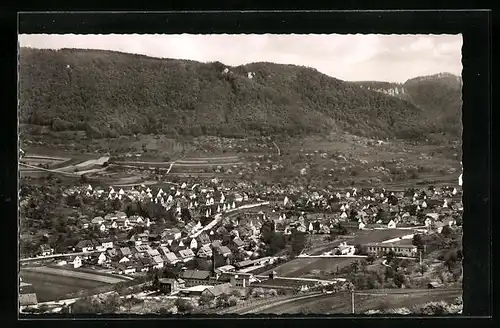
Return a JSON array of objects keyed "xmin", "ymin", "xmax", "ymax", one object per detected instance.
[{"xmin": 351, "ymin": 288, "xmax": 355, "ymax": 314}]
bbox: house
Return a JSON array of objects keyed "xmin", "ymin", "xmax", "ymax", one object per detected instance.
[
  {"xmin": 75, "ymin": 240, "xmax": 94, "ymax": 253},
  {"xmin": 135, "ymin": 254, "xmax": 154, "ymax": 272},
  {"xmin": 148, "ymin": 234, "xmax": 160, "ymax": 242},
  {"xmin": 197, "ymin": 233, "xmax": 211, "ymax": 247},
  {"xmin": 135, "ymin": 244, "xmax": 152, "ymax": 254},
  {"xmin": 136, "ymin": 233, "xmax": 150, "ymax": 243},
  {"xmin": 152, "ymin": 255, "xmax": 164, "ymax": 269},
  {"xmin": 104, "ymin": 213, "xmax": 117, "ymax": 221},
  {"xmin": 19, "ymin": 293, "xmax": 38, "ymax": 307},
  {"xmin": 232, "ymin": 237, "xmax": 245, "ymax": 249},
  {"xmin": 158, "ymin": 278, "xmax": 180, "ymax": 295},
  {"xmin": 80, "ymin": 218, "xmax": 90, "ymax": 229},
  {"xmin": 147, "ymin": 249, "xmax": 161, "ymax": 258},
  {"xmin": 39, "ymin": 244, "xmax": 54, "ymax": 256},
  {"xmin": 19, "ymin": 281, "xmax": 36, "ymax": 295},
  {"xmin": 97, "ymin": 252, "xmax": 107, "ymax": 265},
  {"xmin": 163, "ymin": 252, "xmax": 180, "ymax": 265},
  {"xmin": 233, "ymin": 193, "xmax": 243, "ymax": 203},
  {"xmin": 178, "ymin": 248, "xmax": 195, "ymax": 262},
  {"xmin": 72, "ymin": 256, "xmax": 82, "ymax": 268},
  {"xmin": 91, "ymin": 216, "xmax": 105, "ymax": 225},
  {"xmin": 387, "ymin": 220, "xmax": 397, "ymax": 229},
  {"xmin": 178, "ymin": 270, "xmax": 212, "ymax": 287},
  {"xmin": 227, "ymin": 272, "xmax": 252, "ymax": 287},
  {"xmin": 365, "ymin": 242, "xmax": 418, "ymax": 258},
  {"xmin": 234, "ymin": 259, "xmax": 254, "ymax": 270},
  {"xmin": 218, "ymin": 246, "xmax": 232, "ymax": 257},
  {"xmin": 115, "ymin": 263, "xmax": 137, "ymax": 275},
  {"xmin": 116, "ymin": 217, "xmax": 130, "ymax": 230},
  {"xmin": 105, "ymin": 221, "xmax": 118, "ymax": 230},
  {"xmin": 118, "ymin": 247, "xmax": 131, "ymax": 258},
  {"xmin": 197, "ymin": 244, "xmax": 213, "ymax": 258},
  {"xmin": 161, "ymin": 231, "xmax": 176, "ymax": 245},
  {"xmin": 188, "ymin": 238, "xmax": 198, "ymax": 250},
  {"xmin": 214, "ymin": 265, "xmax": 235, "ymax": 274},
  {"xmin": 170, "ymin": 239, "xmax": 185, "ymax": 253},
  {"xmin": 200, "ymin": 282, "xmax": 233, "ymax": 298},
  {"xmin": 158, "ymin": 246, "xmax": 171, "ymax": 257},
  {"xmin": 93, "ymin": 239, "xmax": 106, "ymax": 252},
  {"xmin": 100, "ymin": 238, "xmax": 114, "ymax": 249},
  {"xmin": 119, "ymin": 256, "xmax": 131, "ymax": 264},
  {"xmin": 170, "ymin": 228, "xmax": 182, "ymax": 240},
  {"xmin": 128, "ymin": 216, "xmax": 144, "ymax": 225},
  {"xmin": 428, "ymin": 281, "xmax": 444, "ymax": 289},
  {"xmin": 336, "ymin": 242, "xmax": 355, "ymax": 256}
]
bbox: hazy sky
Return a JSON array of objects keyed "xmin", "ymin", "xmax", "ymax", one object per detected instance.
[{"xmin": 18, "ymin": 34, "xmax": 462, "ymax": 83}]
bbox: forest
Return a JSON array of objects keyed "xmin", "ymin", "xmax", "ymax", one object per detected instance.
[{"xmin": 19, "ymin": 48, "xmax": 462, "ymax": 141}]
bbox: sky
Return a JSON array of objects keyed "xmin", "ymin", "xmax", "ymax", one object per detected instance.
[{"xmin": 18, "ymin": 34, "xmax": 462, "ymax": 83}]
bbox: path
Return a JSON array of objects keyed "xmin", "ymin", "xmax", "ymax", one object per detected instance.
[
  {"xmin": 189, "ymin": 202, "xmax": 270, "ymax": 238},
  {"xmin": 20, "ymin": 250, "xmax": 102, "ymax": 262}
]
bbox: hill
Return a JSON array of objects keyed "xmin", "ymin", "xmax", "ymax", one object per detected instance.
[
  {"xmin": 354, "ymin": 73, "xmax": 463, "ymax": 137},
  {"xmin": 19, "ymin": 48, "xmax": 453, "ymax": 141}
]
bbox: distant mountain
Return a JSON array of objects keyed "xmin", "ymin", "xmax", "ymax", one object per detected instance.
[
  {"xmin": 354, "ymin": 73, "xmax": 463, "ymax": 136},
  {"xmin": 19, "ymin": 48, "xmax": 455, "ymax": 141}
]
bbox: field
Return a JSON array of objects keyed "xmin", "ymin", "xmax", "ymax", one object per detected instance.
[
  {"xmin": 20, "ymin": 270, "xmax": 108, "ymax": 302},
  {"xmin": 20, "ymin": 266, "xmax": 129, "ymax": 302},
  {"xmin": 261, "ymin": 257, "xmax": 359, "ymax": 279}
]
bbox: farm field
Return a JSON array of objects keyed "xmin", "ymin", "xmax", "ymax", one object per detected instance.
[
  {"xmin": 20, "ymin": 270, "xmax": 109, "ymax": 302},
  {"xmin": 261, "ymin": 257, "xmax": 359, "ymax": 279},
  {"xmin": 20, "ymin": 266, "xmax": 130, "ymax": 302}
]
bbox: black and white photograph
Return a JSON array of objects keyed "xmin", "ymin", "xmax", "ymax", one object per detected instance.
[{"xmin": 18, "ymin": 32, "xmax": 465, "ymax": 316}]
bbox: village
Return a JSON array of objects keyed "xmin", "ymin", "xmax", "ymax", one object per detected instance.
[{"xmin": 19, "ymin": 176, "xmax": 463, "ymax": 314}]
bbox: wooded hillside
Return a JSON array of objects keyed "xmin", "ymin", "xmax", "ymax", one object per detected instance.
[{"xmin": 19, "ymin": 48, "xmax": 458, "ymax": 140}]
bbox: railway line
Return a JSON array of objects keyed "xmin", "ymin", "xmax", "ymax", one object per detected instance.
[{"xmin": 226, "ymin": 288, "xmax": 462, "ymax": 314}]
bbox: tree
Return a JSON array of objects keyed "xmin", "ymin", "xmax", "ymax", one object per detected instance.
[
  {"xmin": 386, "ymin": 249, "xmax": 396, "ymax": 263},
  {"xmin": 198, "ymin": 293, "xmax": 215, "ymax": 307},
  {"xmin": 228, "ymin": 295, "xmax": 238, "ymax": 307},
  {"xmin": 412, "ymin": 233, "xmax": 424, "ymax": 250},
  {"xmin": 175, "ymin": 297, "xmax": 194, "ymax": 313},
  {"xmin": 216, "ymin": 293, "xmax": 230, "ymax": 308},
  {"xmin": 260, "ymin": 220, "xmax": 275, "ymax": 244},
  {"xmin": 152, "ymin": 274, "xmax": 160, "ymax": 290},
  {"xmin": 290, "ymin": 231, "xmax": 306, "ymax": 256},
  {"xmin": 350, "ymin": 260, "xmax": 360, "ymax": 273},
  {"xmin": 354, "ymin": 244, "xmax": 367, "ymax": 255},
  {"xmin": 441, "ymin": 225, "xmax": 452, "ymax": 237},
  {"xmin": 376, "ymin": 209, "xmax": 387, "ymax": 223},
  {"xmin": 336, "ymin": 223, "xmax": 348, "ymax": 235},
  {"xmin": 348, "ymin": 210, "xmax": 358, "ymax": 221},
  {"xmin": 181, "ymin": 208, "xmax": 192, "ymax": 221},
  {"xmin": 72, "ymin": 293, "xmax": 122, "ymax": 314},
  {"xmin": 366, "ymin": 253, "xmax": 377, "ymax": 264}
]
